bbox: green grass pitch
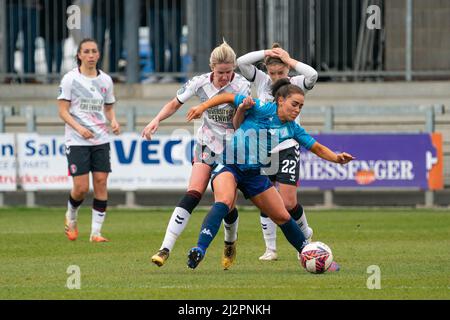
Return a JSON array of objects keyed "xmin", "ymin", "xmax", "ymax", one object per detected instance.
[{"xmin": 0, "ymin": 207, "xmax": 449, "ymax": 300}]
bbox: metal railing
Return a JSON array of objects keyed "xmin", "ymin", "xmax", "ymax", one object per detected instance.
[
  {"xmin": 0, "ymin": 103, "xmax": 447, "ymax": 207},
  {"xmin": 0, "ymin": 0, "xmax": 450, "ymax": 83}
]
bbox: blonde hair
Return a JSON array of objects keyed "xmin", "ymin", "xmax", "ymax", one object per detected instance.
[{"xmin": 209, "ymin": 40, "xmax": 237, "ymax": 68}]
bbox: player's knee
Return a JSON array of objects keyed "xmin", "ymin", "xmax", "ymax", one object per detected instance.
[
  {"xmin": 284, "ymin": 199, "xmax": 298, "ymax": 211},
  {"xmin": 267, "ymin": 208, "xmax": 290, "ymax": 225},
  {"xmin": 73, "ymin": 184, "xmax": 89, "ymax": 197},
  {"xmin": 93, "ymin": 176, "xmax": 107, "ymax": 187},
  {"xmin": 214, "ymin": 196, "xmax": 234, "ymax": 209},
  {"xmin": 271, "ymin": 215, "xmax": 290, "ymax": 226}
]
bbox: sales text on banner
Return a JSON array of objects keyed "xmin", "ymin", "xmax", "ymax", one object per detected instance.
[{"xmin": 0, "ymin": 134, "xmax": 17, "ymax": 191}]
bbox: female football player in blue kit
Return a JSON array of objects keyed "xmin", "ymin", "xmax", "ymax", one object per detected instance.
[{"xmin": 184, "ymin": 78, "xmax": 354, "ymax": 270}]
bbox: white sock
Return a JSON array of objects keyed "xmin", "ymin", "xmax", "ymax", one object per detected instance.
[
  {"xmin": 224, "ymin": 216, "xmax": 239, "ymax": 243},
  {"xmin": 91, "ymin": 209, "xmax": 106, "ymax": 236},
  {"xmin": 295, "ymin": 208, "xmax": 311, "ymax": 237},
  {"xmin": 260, "ymin": 215, "xmax": 277, "ymax": 251},
  {"xmin": 160, "ymin": 207, "xmax": 191, "ymax": 251},
  {"xmin": 66, "ymin": 200, "xmax": 80, "ymax": 222}
]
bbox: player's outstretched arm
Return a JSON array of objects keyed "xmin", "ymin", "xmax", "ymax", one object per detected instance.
[
  {"xmin": 310, "ymin": 142, "xmax": 355, "ymax": 164},
  {"xmin": 186, "ymin": 93, "xmax": 236, "ymax": 122},
  {"xmin": 142, "ymin": 97, "xmax": 182, "ymax": 140}
]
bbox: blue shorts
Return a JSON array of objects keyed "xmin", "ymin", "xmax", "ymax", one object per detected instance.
[{"xmin": 211, "ymin": 164, "xmax": 272, "ymax": 199}]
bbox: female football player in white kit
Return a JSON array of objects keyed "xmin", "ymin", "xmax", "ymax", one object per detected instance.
[
  {"xmin": 237, "ymin": 43, "xmax": 318, "ymax": 261},
  {"xmin": 58, "ymin": 38, "xmax": 120, "ymax": 243},
  {"xmin": 142, "ymin": 41, "xmax": 250, "ymax": 269}
]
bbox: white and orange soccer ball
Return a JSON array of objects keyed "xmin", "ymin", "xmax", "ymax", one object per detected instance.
[{"xmin": 300, "ymin": 241, "xmax": 334, "ymax": 274}]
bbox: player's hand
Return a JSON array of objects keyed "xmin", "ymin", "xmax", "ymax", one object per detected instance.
[
  {"xmin": 272, "ymin": 48, "xmax": 291, "ymax": 64},
  {"xmin": 78, "ymin": 127, "xmax": 95, "ymax": 139},
  {"xmin": 265, "ymin": 49, "xmax": 279, "ymax": 58},
  {"xmin": 186, "ymin": 105, "xmax": 205, "ymax": 122},
  {"xmin": 141, "ymin": 118, "xmax": 159, "ymax": 140},
  {"xmin": 239, "ymin": 96, "xmax": 255, "ymax": 110},
  {"xmin": 111, "ymin": 119, "xmax": 121, "ymax": 135},
  {"xmin": 336, "ymin": 152, "xmax": 355, "ymax": 164}
]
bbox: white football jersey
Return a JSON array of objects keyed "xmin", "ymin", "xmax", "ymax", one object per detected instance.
[
  {"xmin": 177, "ymin": 72, "xmax": 251, "ymax": 154},
  {"xmin": 252, "ymin": 69, "xmax": 310, "ymax": 104},
  {"xmin": 252, "ymin": 70, "xmax": 310, "ymax": 151},
  {"xmin": 57, "ymin": 68, "xmax": 116, "ymax": 146}
]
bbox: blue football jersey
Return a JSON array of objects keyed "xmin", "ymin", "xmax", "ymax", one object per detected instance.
[{"xmin": 226, "ymin": 94, "xmax": 316, "ymax": 170}]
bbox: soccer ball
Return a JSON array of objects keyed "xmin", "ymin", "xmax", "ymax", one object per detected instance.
[{"xmin": 300, "ymin": 241, "xmax": 333, "ymax": 274}]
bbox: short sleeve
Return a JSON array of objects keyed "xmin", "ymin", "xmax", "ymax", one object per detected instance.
[
  {"xmin": 234, "ymin": 94, "xmax": 246, "ymax": 108},
  {"xmin": 105, "ymin": 77, "xmax": 116, "ymax": 104},
  {"xmin": 234, "ymin": 94, "xmax": 263, "ymax": 117},
  {"xmin": 57, "ymin": 74, "xmax": 72, "ymax": 101},
  {"xmin": 176, "ymin": 77, "xmax": 199, "ymax": 104},
  {"xmin": 293, "ymin": 123, "xmax": 316, "ymax": 150}
]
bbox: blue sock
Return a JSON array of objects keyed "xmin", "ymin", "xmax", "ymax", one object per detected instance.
[
  {"xmin": 279, "ymin": 218, "xmax": 309, "ymax": 252},
  {"xmin": 197, "ymin": 202, "xmax": 230, "ymax": 252}
]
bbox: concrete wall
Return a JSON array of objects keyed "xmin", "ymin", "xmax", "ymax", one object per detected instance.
[{"xmin": 385, "ymin": 0, "xmax": 450, "ymax": 71}]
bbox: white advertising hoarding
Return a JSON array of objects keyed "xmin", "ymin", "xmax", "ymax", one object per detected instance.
[
  {"xmin": 109, "ymin": 133, "xmax": 194, "ymax": 190},
  {"xmin": 17, "ymin": 133, "xmax": 72, "ymax": 191},
  {"xmin": 15, "ymin": 133, "xmax": 195, "ymax": 191},
  {"xmin": 0, "ymin": 133, "xmax": 17, "ymax": 191}
]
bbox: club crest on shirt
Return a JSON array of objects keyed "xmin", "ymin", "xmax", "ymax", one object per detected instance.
[
  {"xmin": 201, "ymin": 152, "xmax": 210, "ymax": 160},
  {"xmin": 177, "ymin": 85, "xmax": 187, "ymax": 96},
  {"xmin": 280, "ymin": 127, "xmax": 289, "ymax": 137}
]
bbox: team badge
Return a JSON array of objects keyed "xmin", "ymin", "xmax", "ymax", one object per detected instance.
[{"xmin": 70, "ymin": 164, "xmax": 77, "ymax": 174}]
